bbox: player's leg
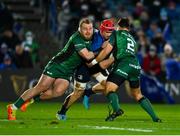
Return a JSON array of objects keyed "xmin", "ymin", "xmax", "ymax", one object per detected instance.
[
  {"xmin": 85, "ymin": 58, "xmax": 111, "ymax": 97},
  {"xmin": 20, "ymin": 78, "xmax": 69, "ymax": 112},
  {"xmin": 56, "ymin": 80, "xmax": 86, "ymax": 120},
  {"xmin": 20, "ymin": 88, "xmax": 53, "ymax": 112},
  {"xmin": 129, "ymin": 81, "xmax": 161, "ymax": 122},
  {"xmin": 41, "ymin": 78, "xmax": 69, "ymax": 99},
  {"xmin": 83, "ymin": 58, "xmax": 113, "ymax": 108},
  {"xmin": 105, "ymin": 74, "xmax": 124, "ymax": 121},
  {"xmin": 127, "ymin": 59, "xmax": 161, "ymax": 122},
  {"xmin": 7, "ymin": 74, "xmax": 55, "ymax": 120},
  {"xmin": 83, "ymin": 72, "xmax": 107, "ymax": 109}
]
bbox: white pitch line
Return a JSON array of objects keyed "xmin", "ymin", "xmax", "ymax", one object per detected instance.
[{"xmin": 78, "ymin": 125, "xmax": 153, "ymax": 132}]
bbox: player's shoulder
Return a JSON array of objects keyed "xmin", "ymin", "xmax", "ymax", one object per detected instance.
[
  {"xmin": 92, "ymin": 29, "xmax": 101, "ymax": 38},
  {"xmin": 70, "ymin": 31, "xmax": 80, "ymax": 40},
  {"xmin": 94, "ymin": 29, "xmax": 99, "ymax": 34},
  {"xmin": 111, "ymin": 30, "xmax": 118, "ymax": 36}
]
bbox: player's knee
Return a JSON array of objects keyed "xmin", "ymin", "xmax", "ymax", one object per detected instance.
[
  {"xmin": 74, "ymin": 81, "xmax": 86, "ymax": 91},
  {"xmin": 131, "ymin": 88, "xmax": 143, "ymax": 101},
  {"xmin": 53, "ymin": 88, "xmax": 65, "ymax": 97},
  {"xmin": 105, "ymin": 84, "xmax": 117, "ymax": 95},
  {"xmin": 72, "ymin": 91, "xmax": 84, "ymax": 98},
  {"xmin": 34, "ymin": 84, "xmax": 49, "ymax": 92}
]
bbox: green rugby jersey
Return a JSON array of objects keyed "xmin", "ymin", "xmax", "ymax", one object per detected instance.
[
  {"xmin": 109, "ymin": 30, "xmax": 141, "ymax": 81},
  {"xmin": 43, "ymin": 31, "xmax": 92, "ymax": 79},
  {"xmin": 109, "ymin": 30, "xmax": 138, "ymax": 60}
]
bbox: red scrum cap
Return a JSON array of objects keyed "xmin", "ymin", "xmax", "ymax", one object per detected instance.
[{"xmin": 100, "ymin": 19, "xmax": 115, "ymax": 32}]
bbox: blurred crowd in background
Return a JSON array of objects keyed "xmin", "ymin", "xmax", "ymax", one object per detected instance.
[{"xmin": 0, "ymin": 0, "xmax": 180, "ymax": 82}]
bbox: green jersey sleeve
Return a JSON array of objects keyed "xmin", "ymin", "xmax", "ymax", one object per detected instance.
[
  {"xmin": 109, "ymin": 31, "xmax": 116, "ymax": 46},
  {"xmin": 74, "ymin": 38, "xmax": 86, "ymax": 52}
]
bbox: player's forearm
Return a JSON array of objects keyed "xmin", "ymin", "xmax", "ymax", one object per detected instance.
[
  {"xmin": 85, "ymin": 51, "xmax": 95, "ymax": 61},
  {"xmin": 99, "ymin": 57, "xmax": 114, "ymax": 69},
  {"xmin": 95, "ymin": 42, "xmax": 113, "ymax": 62},
  {"xmin": 89, "ymin": 42, "xmax": 113, "ymax": 66},
  {"xmin": 79, "ymin": 48, "xmax": 95, "ymax": 61}
]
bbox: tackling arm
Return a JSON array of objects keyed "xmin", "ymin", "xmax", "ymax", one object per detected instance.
[
  {"xmin": 99, "ymin": 56, "xmax": 115, "ymax": 69},
  {"xmin": 87, "ymin": 41, "xmax": 113, "ymax": 67},
  {"xmin": 79, "ymin": 48, "xmax": 95, "ymax": 61},
  {"xmin": 95, "ymin": 41, "xmax": 113, "ymax": 62}
]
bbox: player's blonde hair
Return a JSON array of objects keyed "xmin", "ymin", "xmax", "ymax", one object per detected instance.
[{"xmin": 78, "ymin": 18, "xmax": 93, "ymax": 31}]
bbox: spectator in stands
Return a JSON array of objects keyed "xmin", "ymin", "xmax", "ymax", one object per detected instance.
[
  {"xmin": 158, "ymin": 8, "xmax": 172, "ymax": 41},
  {"xmin": 116, "ymin": 5, "xmax": 129, "ymax": 18},
  {"xmin": 57, "ymin": 2, "xmax": 72, "ymax": 46},
  {"xmin": 0, "ymin": 54, "xmax": 16, "ymax": 70},
  {"xmin": 0, "ymin": 29, "xmax": 21, "ymax": 51},
  {"xmin": 161, "ymin": 43, "xmax": 176, "ymax": 64},
  {"xmin": 161, "ymin": 43, "xmax": 180, "ymax": 80},
  {"xmin": 146, "ymin": 0, "xmax": 163, "ymax": 20},
  {"xmin": 133, "ymin": 2, "xmax": 145, "ymax": 18},
  {"xmin": 23, "ymin": 31, "xmax": 40, "ymax": 67},
  {"xmin": 167, "ymin": 0, "xmax": 179, "ymax": 20},
  {"xmin": 0, "ymin": 43, "xmax": 13, "ymax": 64},
  {"xmin": 137, "ymin": 32, "xmax": 150, "ymax": 66},
  {"xmin": 151, "ymin": 32, "xmax": 167, "ymax": 55},
  {"xmin": 146, "ymin": 21, "xmax": 161, "ymax": 40},
  {"xmin": 130, "ymin": 15, "xmax": 141, "ymax": 32},
  {"xmin": 13, "ymin": 44, "xmax": 33, "ymax": 68},
  {"xmin": 139, "ymin": 11, "xmax": 150, "ymax": 31},
  {"xmin": 142, "ymin": 45, "xmax": 162, "ymax": 80},
  {"xmin": 137, "ymin": 31, "xmax": 150, "ymax": 56}
]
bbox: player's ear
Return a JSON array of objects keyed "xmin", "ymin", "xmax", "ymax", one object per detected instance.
[{"xmin": 78, "ymin": 27, "xmax": 80, "ymax": 32}]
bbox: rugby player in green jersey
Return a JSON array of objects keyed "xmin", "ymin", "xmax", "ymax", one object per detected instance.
[
  {"xmin": 95, "ymin": 17, "xmax": 161, "ymax": 122},
  {"xmin": 56, "ymin": 19, "xmax": 116, "ymax": 120},
  {"xmin": 7, "ymin": 18, "xmax": 96, "ymax": 120}
]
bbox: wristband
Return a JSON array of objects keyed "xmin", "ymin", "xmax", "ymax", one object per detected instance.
[{"xmin": 91, "ymin": 59, "xmax": 98, "ymax": 65}]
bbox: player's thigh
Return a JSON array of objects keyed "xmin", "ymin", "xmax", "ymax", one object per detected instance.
[
  {"xmin": 72, "ymin": 80, "xmax": 87, "ymax": 98},
  {"xmin": 74, "ymin": 80, "xmax": 87, "ymax": 92},
  {"xmin": 92, "ymin": 82, "xmax": 105, "ymax": 93},
  {"xmin": 105, "ymin": 81, "xmax": 119, "ymax": 95},
  {"xmin": 127, "ymin": 68, "xmax": 142, "ymax": 100},
  {"xmin": 105, "ymin": 72, "xmax": 126, "ymax": 94},
  {"xmin": 53, "ymin": 78, "xmax": 69, "ymax": 95},
  {"xmin": 35, "ymin": 74, "xmax": 56, "ymax": 91}
]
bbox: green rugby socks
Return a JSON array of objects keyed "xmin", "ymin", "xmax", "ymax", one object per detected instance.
[
  {"xmin": 14, "ymin": 97, "xmax": 25, "ymax": 109},
  {"xmin": 106, "ymin": 92, "xmax": 120, "ymax": 112},
  {"xmin": 139, "ymin": 97, "xmax": 159, "ymax": 121},
  {"xmin": 33, "ymin": 94, "xmax": 41, "ymax": 102}
]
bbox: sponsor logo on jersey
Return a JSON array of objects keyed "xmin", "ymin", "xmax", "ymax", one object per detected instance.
[
  {"xmin": 47, "ymin": 71, "xmax": 53, "ymax": 75},
  {"xmin": 85, "ymin": 41, "xmax": 90, "ymax": 44},
  {"xmin": 78, "ymin": 75, "xmax": 83, "ymax": 80},
  {"xmin": 129, "ymin": 64, "xmax": 141, "ymax": 69},
  {"xmin": 117, "ymin": 69, "xmax": 128, "ymax": 76}
]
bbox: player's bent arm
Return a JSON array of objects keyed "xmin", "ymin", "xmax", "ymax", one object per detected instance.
[
  {"xmin": 89, "ymin": 41, "xmax": 113, "ymax": 66},
  {"xmin": 99, "ymin": 56, "xmax": 114, "ymax": 69},
  {"xmin": 79, "ymin": 48, "xmax": 95, "ymax": 61}
]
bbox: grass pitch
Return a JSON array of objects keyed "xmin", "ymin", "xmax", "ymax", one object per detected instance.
[{"xmin": 0, "ymin": 102, "xmax": 180, "ymax": 135}]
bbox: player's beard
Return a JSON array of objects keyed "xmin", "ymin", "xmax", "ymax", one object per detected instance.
[{"xmin": 83, "ymin": 34, "xmax": 92, "ymax": 40}]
